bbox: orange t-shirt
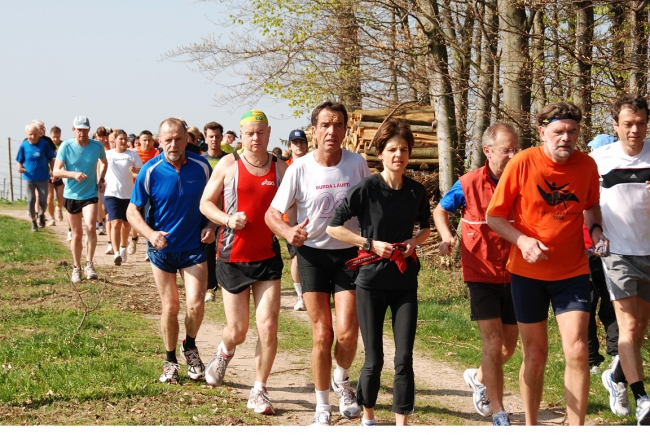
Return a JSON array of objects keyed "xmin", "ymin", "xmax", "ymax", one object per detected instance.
[
  {"xmin": 137, "ymin": 147, "xmax": 158, "ymax": 165},
  {"xmin": 486, "ymin": 146, "xmax": 600, "ymax": 280}
]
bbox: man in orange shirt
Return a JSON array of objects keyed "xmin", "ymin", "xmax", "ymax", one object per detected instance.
[{"xmin": 486, "ymin": 102, "xmax": 608, "ymax": 425}]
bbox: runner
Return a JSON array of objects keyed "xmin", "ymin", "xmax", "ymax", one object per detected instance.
[
  {"xmin": 52, "ymin": 116, "xmax": 108, "ymax": 283},
  {"xmin": 222, "ymin": 130, "xmax": 237, "ymax": 153},
  {"xmin": 95, "ymin": 126, "xmax": 110, "ymax": 239},
  {"xmin": 127, "ymin": 118, "xmax": 215, "ymax": 384},
  {"xmin": 30, "ymin": 120, "xmax": 57, "ymax": 226},
  {"xmin": 486, "ymin": 102, "xmax": 606, "ymax": 425},
  {"xmin": 326, "ymin": 118, "xmax": 431, "ymax": 426},
  {"xmin": 284, "ymin": 129, "xmax": 309, "ymax": 311},
  {"xmin": 104, "ymin": 129, "xmax": 142, "ymax": 265},
  {"xmin": 200, "ymin": 110, "xmax": 287, "ymax": 416},
  {"xmin": 44, "ymin": 125, "xmax": 65, "ymax": 226},
  {"xmin": 265, "ymin": 101, "xmax": 371, "ymax": 425},
  {"xmin": 592, "ymin": 94, "xmax": 650, "ymax": 425},
  {"xmin": 433, "ymin": 123, "xmax": 519, "ymax": 426},
  {"xmin": 16, "ymin": 122, "xmax": 56, "ymax": 232}
]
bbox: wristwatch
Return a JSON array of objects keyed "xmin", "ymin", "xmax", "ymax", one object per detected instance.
[{"xmin": 362, "ymin": 238, "xmax": 373, "ymax": 253}]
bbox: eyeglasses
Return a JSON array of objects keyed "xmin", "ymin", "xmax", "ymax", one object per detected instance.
[{"xmin": 493, "ymin": 148, "xmax": 520, "ymax": 156}]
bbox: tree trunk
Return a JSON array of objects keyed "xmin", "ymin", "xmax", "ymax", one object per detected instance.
[
  {"xmin": 336, "ymin": 3, "xmax": 362, "ymax": 111},
  {"xmin": 627, "ymin": 1, "xmax": 649, "ymax": 94},
  {"xmin": 572, "ymin": 1, "xmax": 594, "ymax": 147},
  {"xmin": 531, "ymin": 8, "xmax": 546, "ymax": 117}
]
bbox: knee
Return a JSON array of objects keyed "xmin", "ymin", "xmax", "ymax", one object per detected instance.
[
  {"xmin": 564, "ymin": 339, "xmax": 589, "ymax": 364},
  {"xmin": 336, "ymin": 325, "xmax": 358, "ymax": 348},
  {"xmin": 523, "ymin": 345, "xmax": 548, "ymax": 370},
  {"xmin": 257, "ymin": 317, "xmax": 279, "ymax": 342},
  {"xmin": 228, "ymin": 322, "xmax": 249, "ymax": 344},
  {"xmin": 313, "ymin": 327, "xmax": 334, "ymax": 351},
  {"xmin": 161, "ymin": 299, "xmax": 180, "ymax": 317},
  {"xmin": 86, "ymin": 224, "xmax": 96, "ymax": 235}
]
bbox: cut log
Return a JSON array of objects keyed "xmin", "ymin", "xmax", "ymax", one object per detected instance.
[{"xmin": 354, "ymin": 121, "xmax": 435, "ymax": 133}]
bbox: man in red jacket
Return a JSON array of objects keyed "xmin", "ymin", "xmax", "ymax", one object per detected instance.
[{"xmin": 433, "ymin": 123, "xmax": 519, "ymax": 426}]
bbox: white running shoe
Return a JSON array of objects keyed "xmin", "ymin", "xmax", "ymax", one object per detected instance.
[
  {"xmin": 180, "ymin": 340, "xmax": 205, "ymax": 380},
  {"xmin": 119, "ymin": 246, "xmax": 128, "ymax": 263},
  {"xmin": 637, "ymin": 395, "xmax": 650, "ymax": 425},
  {"xmin": 294, "ymin": 296, "xmax": 306, "ymax": 311},
  {"xmin": 97, "ymin": 223, "xmax": 106, "ymax": 235},
  {"xmin": 312, "ymin": 406, "xmax": 331, "ymax": 426},
  {"xmin": 55, "ymin": 206, "xmax": 63, "ymax": 222},
  {"xmin": 159, "ymin": 361, "xmax": 180, "ymax": 384},
  {"xmin": 464, "ymin": 368, "xmax": 492, "ymax": 417},
  {"xmin": 331, "ymin": 377, "xmax": 361, "ymax": 418},
  {"xmin": 84, "ymin": 261, "xmax": 98, "ymax": 280},
  {"xmin": 205, "ymin": 343, "xmax": 234, "ymax": 386},
  {"xmin": 492, "ymin": 410, "xmax": 510, "ymax": 426},
  {"xmin": 205, "ymin": 288, "xmax": 216, "ymax": 303},
  {"xmin": 105, "ymin": 243, "xmax": 114, "ymax": 255},
  {"xmin": 602, "ymin": 368, "xmax": 630, "ymax": 416},
  {"xmin": 71, "ymin": 266, "xmax": 82, "ymax": 284},
  {"xmin": 247, "ymin": 387, "xmax": 275, "ymax": 415},
  {"xmin": 46, "ymin": 218, "xmax": 56, "ymax": 227},
  {"xmin": 127, "ymin": 239, "xmax": 137, "ymax": 255},
  {"xmin": 66, "ymin": 231, "xmax": 72, "ymax": 242}
]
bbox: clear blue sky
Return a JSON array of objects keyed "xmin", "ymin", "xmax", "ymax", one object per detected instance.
[{"xmin": 0, "ymin": 0, "xmax": 308, "ymax": 167}]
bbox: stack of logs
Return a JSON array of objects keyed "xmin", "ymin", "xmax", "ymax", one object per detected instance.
[{"xmin": 343, "ymin": 105, "xmax": 438, "ymax": 171}]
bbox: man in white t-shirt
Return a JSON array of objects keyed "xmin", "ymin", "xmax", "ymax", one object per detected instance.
[
  {"xmin": 265, "ymin": 101, "xmax": 370, "ymax": 425},
  {"xmin": 592, "ymin": 93, "xmax": 650, "ymax": 425}
]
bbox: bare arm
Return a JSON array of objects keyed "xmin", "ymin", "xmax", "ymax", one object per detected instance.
[
  {"xmin": 265, "ymin": 207, "xmax": 308, "ymax": 246},
  {"xmin": 97, "ymin": 158, "xmax": 107, "ymax": 193},
  {"xmin": 486, "ymin": 215, "xmax": 549, "ymax": 264},
  {"xmin": 126, "ymin": 203, "xmax": 169, "ymax": 250},
  {"xmin": 16, "ymin": 162, "xmax": 25, "ymax": 174},
  {"xmin": 432, "ymin": 203, "xmax": 455, "ymax": 255},
  {"xmin": 53, "ymin": 158, "xmax": 86, "ymax": 181},
  {"xmin": 584, "ymin": 203, "xmax": 609, "ymax": 252},
  {"xmin": 326, "ymin": 224, "xmax": 392, "ymax": 258},
  {"xmin": 200, "ymin": 155, "xmax": 247, "ymax": 231}
]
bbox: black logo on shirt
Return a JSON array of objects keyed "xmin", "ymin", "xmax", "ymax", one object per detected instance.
[{"xmin": 537, "ymin": 180, "xmax": 580, "ymax": 209}]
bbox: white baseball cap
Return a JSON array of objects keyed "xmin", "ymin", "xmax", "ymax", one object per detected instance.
[{"xmin": 73, "ymin": 116, "xmax": 90, "ymax": 129}]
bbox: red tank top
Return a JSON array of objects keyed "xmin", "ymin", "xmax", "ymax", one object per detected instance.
[{"xmin": 217, "ymin": 153, "xmax": 280, "ymax": 262}]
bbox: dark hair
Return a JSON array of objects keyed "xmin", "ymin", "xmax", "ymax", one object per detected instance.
[
  {"xmin": 482, "ymin": 123, "xmax": 519, "ymax": 148},
  {"xmin": 50, "ymin": 126, "xmax": 61, "ymax": 134},
  {"xmin": 311, "ymin": 101, "xmax": 348, "ymax": 127},
  {"xmin": 114, "ymin": 129, "xmax": 127, "ymax": 139},
  {"xmin": 536, "ymin": 102, "xmax": 582, "ymax": 126},
  {"xmin": 371, "ymin": 118, "xmax": 414, "ymax": 156},
  {"xmin": 96, "ymin": 126, "xmax": 109, "ymax": 137},
  {"xmin": 271, "ymin": 147, "xmax": 283, "ymax": 156},
  {"xmin": 187, "ymin": 131, "xmax": 196, "ymax": 142},
  {"xmin": 611, "ymin": 93, "xmax": 649, "ymax": 123},
  {"xmin": 203, "ymin": 121, "xmax": 223, "ymax": 135},
  {"xmin": 139, "ymin": 129, "xmax": 153, "ymax": 138}
]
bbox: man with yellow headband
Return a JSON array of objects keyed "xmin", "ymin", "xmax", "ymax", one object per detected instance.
[{"xmin": 200, "ymin": 110, "xmax": 288, "ymax": 416}]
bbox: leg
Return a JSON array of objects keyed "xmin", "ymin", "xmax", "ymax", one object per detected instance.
[
  {"xmin": 35, "ymin": 181, "xmax": 48, "ymax": 221},
  {"xmin": 476, "ymin": 319, "xmax": 516, "ymax": 413},
  {"xmin": 390, "ymin": 287, "xmax": 418, "ymax": 418},
  {"xmin": 333, "ymin": 289, "xmax": 359, "ymax": 369},
  {"xmin": 120, "ymin": 220, "xmax": 131, "ymax": 249},
  {"xmin": 291, "ymin": 256, "xmax": 300, "ymax": 284},
  {"xmin": 26, "ymin": 181, "xmax": 37, "ymax": 220},
  {"xmin": 46, "ymin": 182, "xmax": 55, "ymax": 219},
  {"xmin": 251, "ymin": 279, "xmax": 281, "ymax": 383},
  {"xmin": 81, "ymin": 203, "xmax": 98, "ymax": 263},
  {"xmin": 556, "ymin": 310, "xmax": 590, "ymax": 425},
  {"xmin": 517, "ymin": 320, "xmax": 549, "ymax": 425},
  {"xmin": 180, "ymin": 262, "xmax": 208, "ymax": 338},
  {"xmin": 110, "ymin": 219, "xmax": 123, "ymax": 254},
  {"xmin": 221, "ymin": 287, "xmax": 251, "ymax": 350},
  {"xmin": 68, "ymin": 211, "xmax": 84, "ymax": 267},
  {"xmin": 612, "ymin": 297, "xmax": 650, "ymax": 385},
  {"xmin": 303, "ymin": 292, "xmax": 335, "ymax": 391},
  {"xmin": 150, "ymin": 265, "xmax": 180, "ymax": 353}
]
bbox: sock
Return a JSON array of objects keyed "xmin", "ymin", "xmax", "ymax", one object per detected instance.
[
  {"xmin": 166, "ymin": 350, "xmax": 177, "ymax": 363},
  {"xmin": 294, "ymin": 283, "xmax": 303, "ymax": 297},
  {"xmin": 114, "ymin": 252, "xmax": 120, "ymax": 259},
  {"xmin": 315, "ymin": 389, "xmax": 330, "ymax": 407},
  {"xmin": 362, "ymin": 418, "xmax": 376, "ymax": 424},
  {"xmin": 254, "ymin": 381, "xmax": 266, "ymax": 391},
  {"xmin": 333, "ymin": 364, "xmax": 349, "ymax": 383},
  {"xmin": 220, "ymin": 341, "xmax": 234, "ymax": 356},
  {"xmin": 185, "ymin": 335, "xmax": 196, "ymax": 349},
  {"xmin": 613, "ymin": 358, "xmax": 627, "ymax": 384},
  {"xmin": 630, "ymin": 381, "xmax": 647, "ymax": 401}
]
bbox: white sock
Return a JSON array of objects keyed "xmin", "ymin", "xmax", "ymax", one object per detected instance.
[
  {"xmin": 294, "ymin": 283, "xmax": 303, "ymax": 297},
  {"xmin": 219, "ymin": 341, "xmax": 234, "ymax": 356},
  {"xmin": 333, "ymin": 364, "xmax": 348, "ymax": 383},
  {"xmin": 254, "ymin": 381, "xmax": 266, "ymax": 391},
  {"xmin": 315, "ymin": 389, "xmax": 330, "ymax": 407},
  {"xmin": 362, "ymin": 418, "xmax": 376, "ymax": 424},
  {"xmin": 114, "ymin": 252, "xmax": 120, "ymax": 259}
]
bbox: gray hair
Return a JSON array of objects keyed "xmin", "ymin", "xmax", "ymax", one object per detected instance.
[
  {"xmin": 25, "ymin": 122, "xmax": 40, "ymax": 133},
  {"xmin": 31, "ymin": 119, "xmax": 45, "ymax": 128},
  {"xmin": 482, "ymin": 123, "xmax": 519, "ymax": 149}
]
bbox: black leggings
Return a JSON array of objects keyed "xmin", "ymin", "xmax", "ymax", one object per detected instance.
[
  {"xmin": 26, "ymin": 180, "xmax": 48, "ymax": 220},
  {"xmin": 356, "ymin": 285, "xmax": 418, "ymax": 414}
]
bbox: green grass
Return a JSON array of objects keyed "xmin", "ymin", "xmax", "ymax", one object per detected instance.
[{"xmin": 0, "ymin": 214, "xmax": 69, "ymax": 263}]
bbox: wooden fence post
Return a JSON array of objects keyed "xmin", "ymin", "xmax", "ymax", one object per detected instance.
[{"xmin": 8, "ymin": 137, "xmax": 14, "ymax": 201}]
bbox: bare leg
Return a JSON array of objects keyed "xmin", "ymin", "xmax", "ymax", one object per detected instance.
[
  {"xmin": 613, "ymin": 297, "xmax": 650, "ymax": 385},
  {"xmin": 151, "ymin": 265, "xmax": 180, "ymax": 352},
  {"xmin": 68, "ymin": 212, "xmax": 84, "ymax": 267},
  {"xmin": 110, "ymin": 219, "xmax": 122, "ymax": 253},
  {"xmin": 333, "ymin": 290, "xmax": 358, "ymax": 369},
  {"xmin": 221, "ymin": 286, "xmax": 251, "ymax": 350},
  {"xmin": 303, "ymin": 292, "xmax": 335, "ymax": 390},
  {"xmin": 81, "ymin": 203, "xmax": 98, "ymax": 263},
  {"xmin": 179, "ymin": 262, "xmax": 207, "ymax": 338},
  {"xmin": 517, "ymin": 320, "xmax": 548, "ymax": 425},
  {"xmin": 251, "ymin": 279, "xmax": 281, "ymax": 383}
]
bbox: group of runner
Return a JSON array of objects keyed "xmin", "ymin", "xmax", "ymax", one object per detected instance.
[{"xmin": 16, "ymin": 94, "xmax": 650, "ymax": 426}]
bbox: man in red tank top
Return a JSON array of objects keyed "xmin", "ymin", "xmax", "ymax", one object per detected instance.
[
  {"xmin": 433, "ymin": 123, "xmax": 519, "ymax": 426},
  {"xmin": 199, "ymin": 110, "xmax": 288, "ymax": 416}
]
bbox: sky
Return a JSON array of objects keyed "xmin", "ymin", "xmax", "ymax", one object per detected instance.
[{"xmin": 0, "ymin": 0, "xmax": 308, "ymax": 194}]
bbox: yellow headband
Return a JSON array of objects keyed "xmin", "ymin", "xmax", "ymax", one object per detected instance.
[{"xmin": 240, "ymin": 110, "xmax": 268, "ymax": 126}]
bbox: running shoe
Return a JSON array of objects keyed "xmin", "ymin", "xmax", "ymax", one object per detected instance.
[
  {"xmin": 637, "ymin": 395, "xmax": 650, "ymax": 425},
  {"xmin": 159, "ymin": 361, "xmax": 180, "ymax": 384},
  {"xmin": 66, "ymin": 231, "xmax": 72, "ymax": 241},
  {"xmin": 55, "ymin": 206, "xmax": 63, "ymax": 222},
  {"xmin": 71, "ymin": 266, "xmax": 82, "ymax": 284},
  {"xmin": 31, "ymin": 221, "xmax": 38, "ymax": 232},
  {"xmin": 205, "ymin": 288, "xmax": 216, "ymax": 303},
  {"xmin": 127, "ymin": 239, "xmax": 137, "ymax": 255},
  {"xmin": 247, "ymin": 387, "xmax": 275, "ymax": 415},
  {"xmin": 331, "ymin": 377, "xmax": 361, "ymax": 418},
  {"xmin": 46, "ymin": 218, "xmax": 56, "ymax": 226},
  {"xmin": 38, "ymin": 214, "xmax": 46, "ymax": 228},
  {"xmin": 602, "ymin": 368, "xmax": 630, "ymax": 416},
  {"xmin": 119, "ymin": 246, "xmax": 128, "ymax": 262},
  {"xmin": 105, "ymin": 243, "xmax": 114, "ymax": 255},
  {"xmin": 97, "ymin": 223, "xmax": 106, "ymax": 235},
  {"xmin": 312, "ymin": 407, "xmax": 331, "ymax": 426},
  {"xmin": 463, "ymin": 368, "xmax": 492, "ymax": 417},
  {"xmin": 84, "ymin": 261, "xmax": 98, "ymax": 280},
  {"xmin": 205, "ymin": 343, "xmax": 234, "ymax": 386},
  {"xmin": 294, "ymin": 296, "xmax": 306, "ymax": 311},
  {"xmin": 360, "ymin": 419, "xmax": 376, "ymax": 426},
  {"xmin": 180, "ymin": 340, "xmax": 205, "ymax": 380},
  {"xmin": 114, "ymin": 255, "xmax": 122, "ymax": 266},
  {"xmin": 492, "ymin": 410, "xmax": 510, "ymax": 426},
  {"xmin": 590, "ymin": 364, "xmax": 602, "ymax": 375}
]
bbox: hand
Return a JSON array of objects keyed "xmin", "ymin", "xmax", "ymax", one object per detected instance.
[
  {"xmin": 50, "ymin": 173, "xmax": 56, "ymax": 183},
  {"xmin": 439, "ymin": 236, "xmax": 456, "ymax": 256},
  {"xmin": 17, "ymin": 167, "xmax": 26, "ymax": 174},
  {"xmin": 148, "ymin": 230, "xmax": 169, "ymax": 250},
  {"xmin": 401, "ymin": 238, "xmax": 417, "ymax": 257},
  {"xmin": 285, "ymin": 218, "xmax": 309, "ymax": 246},
  {"xmin": 74, "ymin": 172, "xmax": 87, "ymax": 182},
  {"xmin": 201, "ymin": 227, "xmax": 215, "ymax": 244},
  {"xmin": 517, "ymin": 236, "xmax": 549, "ymax": 264},
  {"xmin": 226, "ymin": 212, "xmax": 247, "ymax": 230},
  {"xmin": 371, "ymin": 240, "xmax": 393, "ymax": 259},
  {"xmin": 590, "ymin": 234, "xmax": 610, "ymax": 257},
  {"xmin": 646, "ymin": 181, "xmax": 650, "ymax": 192},
  {"xmin": 98, "ymin": 180, "xmax": 105, "ymax": 193}
]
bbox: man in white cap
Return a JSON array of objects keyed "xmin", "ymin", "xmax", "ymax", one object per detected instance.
[{"xmin": 53, "ymin": 116, "xmax": 107, "ymax": 283}]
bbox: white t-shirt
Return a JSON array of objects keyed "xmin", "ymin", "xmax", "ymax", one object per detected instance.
[
  {"xmin": 105, "ymin": 149, "xmax": 143, "ymax": 199},
  {"xmin": 271, "ymin": 149, "xmax": 371, "ymax": 249},
  {"xmin": 591, "ymin": 140, "xmax": 650, "ymax": 255}
]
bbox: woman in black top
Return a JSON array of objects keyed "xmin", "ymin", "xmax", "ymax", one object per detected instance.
[{"xmin": 326, "ymin": 119, "xmax": 431, "ymax": 426}]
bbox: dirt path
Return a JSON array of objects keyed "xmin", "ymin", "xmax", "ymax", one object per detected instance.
[{"xmin": 1, "ymin": 207, "xmax": 571, "ymax": 426}]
